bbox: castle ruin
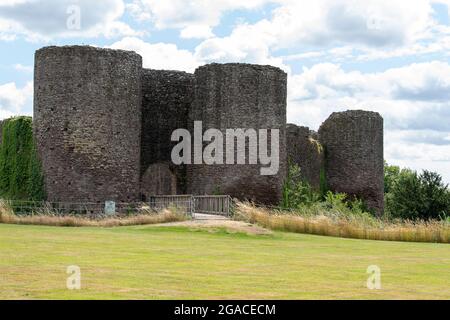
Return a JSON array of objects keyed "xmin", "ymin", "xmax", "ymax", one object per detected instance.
[{"xmin": 33, "ymin": 46, "xmax": 384, "ymax": 214}]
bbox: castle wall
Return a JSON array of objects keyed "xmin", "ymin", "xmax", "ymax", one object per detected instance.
[
  {"xmin": 318, "ymin": 110, "xmax": 384, "ymax": 214},
  {"xmin": 31, "ymin": 45, "xmax": 385, "ymax": 209},
  {"xmin": 34, "ymin": 46, "xmax": 142, "ymax": 203},
  {"xmin": 286, "ymin": 124, "xmax": 324, "ymax": 190},
  {"xmin": 140, "ymin": 69, "xmax": 194, "ymax": 198},
  {"xmin": 187, "ymin": 63, "xmax": 287, "ymax": 205}
]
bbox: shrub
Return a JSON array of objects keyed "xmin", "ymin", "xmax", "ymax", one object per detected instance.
[
  {"xmin": 282, "ymin": 164, "xmax": 371, "ymax": 218},
  {"xmin": 281, "ymin": 164, "xmax": 321, "ymax": 209}
]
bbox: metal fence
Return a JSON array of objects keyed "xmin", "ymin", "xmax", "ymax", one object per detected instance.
[
  {"xmin": 4, "ymin": 200, "xmax": 105, "ymax": 216},
  {"xmin": 194, "ymin": 195, "xmax": 233, "ymax": 217},
  {"xmin": 1, "ymin": 195, "xmax": 233, "ymax": 218},
  {"xmin": 148, "ymin": 195, "xmax": 194, "ymax": 216}
]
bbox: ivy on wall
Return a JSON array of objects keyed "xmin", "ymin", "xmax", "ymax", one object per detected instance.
[{"xmin": 0, "ymin": 117, "xmax": 46, "ymax": 200}]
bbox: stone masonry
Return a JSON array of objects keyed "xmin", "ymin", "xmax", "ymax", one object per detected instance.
[
  {"xmin": 286, "ymin": 124, "xmax": 324, "ymax": 190},
  {"xmin": 318, "ymin": 110, "xmax": 384, "ymax": 214},
  {"xmin": 32, "ymin": 45, "xmax": 384, "ymax": 212},
  {"xmin": 140, "ymin": 69, "xmax": 194, "ymax": 199},
  {"xmin": 186, "ymin": 63, "xmax": 287, "ymax": 205},
  {"xmin": 34, "ymin": 46, "xmax": 142, "ymax": 203}
]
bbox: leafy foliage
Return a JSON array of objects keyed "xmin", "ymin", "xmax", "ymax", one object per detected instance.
[
  {"xmin": 384, "ymin": 160, "xmax": 400, "ymax": 194},
  {"xmin": 281, "ymin": 163, "xmax": 321, "ymax": 209},
  {"xmin": 281, "ymin": 163, "xmax": 370, "ymax": 218},
  {"xmin": 385, "ymin": 162, "xmax": 450, "ymax": 220},
  {"xmin": 0, "ymin": 117, "xmax": 46, "ymax": 200}
]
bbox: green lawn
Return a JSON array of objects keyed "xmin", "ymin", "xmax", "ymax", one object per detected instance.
[{"xmin": 0, "ymin": 223, "xmax": 449, "ymax": 299}]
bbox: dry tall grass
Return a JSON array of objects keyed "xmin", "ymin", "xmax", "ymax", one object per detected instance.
[
  {"xmin": 0, "ymin": 200, "xmax": 187, "ymax": 227},
  {"xmin": 235, "ymin": 202, "xmax": 450, "ymax": 243}
]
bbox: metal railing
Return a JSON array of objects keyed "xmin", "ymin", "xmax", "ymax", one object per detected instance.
[
  {"xmin": 148, "ymin": 195, "xmax": 194, "ymax": 216},
  {"xmin": 194, "ymin": 195, "xmax": 233, "ymax": 217},
  {"xmin": 0, "ymin": 195, "xmax": 234, "ymax": 218},
  {"xmin": 1, "ymin": 199, "xmax": 193, "ymax": 217}
]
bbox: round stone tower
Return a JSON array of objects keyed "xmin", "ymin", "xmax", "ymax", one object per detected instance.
[
  {"xmin": 318, "ymin": 110, "xmax": 384, "ymax": 215},
  {"xmin": 187, "ymin": 63, "xmax": 287, "ymax": 205},
  {"xmin": 34, "ymin": 46, "xmax": 142, "ymax": 203}
]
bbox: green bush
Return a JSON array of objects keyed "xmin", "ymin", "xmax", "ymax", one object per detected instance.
[
  {"xmin": 0, "ymin": 117, "xmax": 46, "ymax": 200},
  {"xmin": 281, "ymin": 164, "xmax": 321, "ymax": 209},
  {"xmin": 385, "ymin": 162, "xmax": 450, "ymax": 220},
  {"xmin": 281, "ymin": 164, "xmax": 371, "ymax": 219}
]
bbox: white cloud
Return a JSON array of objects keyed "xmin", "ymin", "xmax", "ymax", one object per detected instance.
[
  {"xmin": 13, "ymin": 63, "xmax": 32, "ymax": 73},
  {"xmin": 109, "ymin": 37, "xmax": 202, "ymax": 72},
  {"xmin": 385, "ymin": 129, "xmax": 450, "ymax": 183},
  {"xmin": 191, "ymin": 0, "xmax": 439, "ymax": 75},
  {"xmin": 127, "ymin": 0, "xmax": 272, "ymax": 29},
  {"xmin": 271, "ymin": 0, "xmax": 433, "ymax": 48},
  {"xmin": 0, "ymin": 0, "xmax": 138, "ymax": 41},
  {"xmin": 194, "ymin": 21, "xmax": 290, "ymax": 71},
  {"xmin": 180, "ymin": 25, "xmax": 214, "ymax": 39},
  {"xmin": 286, "ymin": 61, "xmax": 450, "ymax": 181},
  {"xmin": 288, "ymin": 61, "xmax": 450, "ymax": 128},
  {"xmin": 0, "ymin": 81, "xmax": 32, "ymax": 119},
  {"xmin": 124, "ymin": 0, "xmax": 444, "ymax": 51}
]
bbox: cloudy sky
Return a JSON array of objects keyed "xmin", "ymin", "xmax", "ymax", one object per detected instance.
[{"xmin": 1, "ymin": 0, "xmax": 450, "ymax": 182}]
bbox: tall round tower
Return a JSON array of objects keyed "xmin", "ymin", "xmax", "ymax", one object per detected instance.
[
  {"xmin": 34, "ymin": 46, "xmax": 142, "ymax": 203},
  {"xmin": 318, "ymin": 110, "xmax": 384, "ymax": 214},
  {"xmin": 187, "ymin": 63, "xmax": 287, "ymax": 205}
]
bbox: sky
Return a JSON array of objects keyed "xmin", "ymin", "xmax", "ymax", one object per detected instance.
[{"xmin": 0, "ymin": 0, "xmax": 450, "ymax": 183}]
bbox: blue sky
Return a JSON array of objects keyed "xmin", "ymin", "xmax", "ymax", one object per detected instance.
[{"xmin": 1, "ymin": 0, "xmax": 450, "ymax": 182}]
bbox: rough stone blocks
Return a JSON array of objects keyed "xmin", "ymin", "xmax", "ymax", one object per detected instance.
[
  {"xmin": 140, "ymin": 69, "xmax": 194, "ymax": 198},
  {"xmin": 286, "ymin": 124, "xmax": 324, "ymax": 190},
  {"xmin": 34, "ymin": 46, "xmax": 142, "ymax": 203},
  {"xmin": 319, "ymin": 110, "xmax": 384, "ymax": 214},
  {"xmin": 187, "ymin": 63, "xmax": 287, "ymax": 205}
]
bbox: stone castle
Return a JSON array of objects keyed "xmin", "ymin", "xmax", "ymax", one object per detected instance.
[{"xmin": 33, "ymin": 46, "xmax": 384, "ymax": 214}]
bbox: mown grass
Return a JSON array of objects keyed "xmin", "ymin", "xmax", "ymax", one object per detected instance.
[
  {"xmin": 0, "ymin": 223, "xmax": 449, "ymax": 300},
  {"xmin": 235, "ymin": 202, "xmax": 450, "ymax": 243}
]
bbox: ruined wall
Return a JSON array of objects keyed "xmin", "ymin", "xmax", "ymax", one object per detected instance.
[
  {"xmin": 187, "ymin": 63, "xmax": 287, "ymax": 205},
  {"xmin": 34, "ymin": 46, "xmax": 142, "ymax": 203},
  {"xmin": 318, "ymin": 110, "xmax": 384, "ymax": 214},
  {"xmin": 140, "ymin": 69, "xmax": 194, "ymax": 198},
  {"xmin": 31, "ymin": 44, "xmax": 384, "ymax": 208},
  {"xmin": 286, "ymin": 124, "xmax": 324, "ymax": 190}
]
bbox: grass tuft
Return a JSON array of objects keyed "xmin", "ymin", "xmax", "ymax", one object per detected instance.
[{"xmin": 235, "ymin": 202, "xmax": 450, "ymax": 243}]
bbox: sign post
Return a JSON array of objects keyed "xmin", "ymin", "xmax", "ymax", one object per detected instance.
[{"xmin": 104, "ymin": 201, "xmax": 116, "ymax": 215}]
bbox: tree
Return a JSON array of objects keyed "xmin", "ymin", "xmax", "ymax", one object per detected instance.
[
  {"xmin": 385, "ymin": 164, "xmax": 450, "ymax": 220},
  {"xmin": 419, "ymin": 170, "xmax": 449, "ymax": 219},
  {"xmin": 384, "ymin": 161, "xmax": 400, "ymax": 194},
  {"xmin": 386, "ymin": 169, "xmax": 423, "ymax": 219}
]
